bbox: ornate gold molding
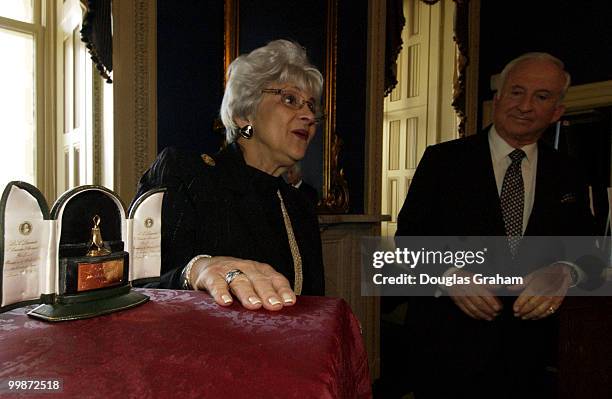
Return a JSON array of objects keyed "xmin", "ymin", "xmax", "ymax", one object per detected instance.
[
  {"xmin": 320, "ymin": 0, "xmax": 349, "ymax": 213},
  {"xmin": 363, "ymin": 0, "xmax": 386, "ymax": 216},
  {"xmin": 224, "ymin": 0, "xmax": 239, "ymax": 86},
  {"xmin": 92, "ymin": 67, "xmax": 102, "ymax": 185},
  {"xmin": 112, "ymin": 0, "xmax": 156, "ymax": 202},
  {"xmin": 133, "ymin": 0, "xmax": 150, "ymax": 188}
]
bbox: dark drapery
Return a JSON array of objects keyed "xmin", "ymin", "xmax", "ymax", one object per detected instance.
[
  {"xmin": 452, "ymin": 0, "xmax": 469, "ymax": 136},
  {"xmin": 384, "ymin": 0, "xmax": 406, "ymax": 96},
  {"xmin": 80, "ymin": 0, "xmax": 113, "ymax": 83}
]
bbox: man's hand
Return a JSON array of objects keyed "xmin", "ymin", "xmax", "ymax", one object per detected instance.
[
  {"xmin": 447, "ymin": 269, "xmax": 503, "ymax": 321},
  {"xmin": 508, "ymin": 262, "xmax": 572, "ymax": 320},
  {"xmin": 190, "ymin": 256, "xmax": 297, "ymax": 311}
]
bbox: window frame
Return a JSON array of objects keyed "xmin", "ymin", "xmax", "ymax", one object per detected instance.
[{"xmin": 0, "ymin": 1, "xmax": 48, "ymax": 197}]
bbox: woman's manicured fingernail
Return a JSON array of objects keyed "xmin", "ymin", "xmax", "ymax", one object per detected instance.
[
  {"xmin": 282, "ymin": 294, "xmax": 294, "ymax": 304},
  {"xmin": 222, "ymin": 294, "xmax": 233, "ymax": 304},
  {"xmin": 268, "ymin": 297, "xmax": 281, "ymax": 306},
  {"xmin": 249, "ymin": 297, "xmax": 262, "ymax": 305}
]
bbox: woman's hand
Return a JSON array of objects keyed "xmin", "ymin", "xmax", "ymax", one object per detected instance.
[{"xmin": 189, "ymin": 256, "xmax": 297, "ymax": 311}]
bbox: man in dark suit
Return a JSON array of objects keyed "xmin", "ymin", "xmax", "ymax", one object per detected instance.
[
  {"xmin": 395, "ymin": 53, "xmax": 597, "ymax": 398},
  {"xmin": 286, "ymin": 162, "xmax": 319, "ymax": 208}
]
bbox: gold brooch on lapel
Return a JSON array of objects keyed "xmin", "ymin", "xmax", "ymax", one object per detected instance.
[
  {"xmin": 201, "ymin": 154, "xmax": 216, "ymax": 166},
  {"xmin": 560, "ymin": 193, "xmax": 576, "ymax": 204}
]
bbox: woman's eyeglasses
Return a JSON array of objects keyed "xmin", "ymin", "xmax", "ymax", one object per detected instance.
[{"xmin": 261, "ymin": 88, "xmax": 325, "ymax": 124}]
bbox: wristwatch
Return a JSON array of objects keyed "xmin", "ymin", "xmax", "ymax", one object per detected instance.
[{"xmin": 567, "ymin": 265, "xmax": 579, "ymax": 287}]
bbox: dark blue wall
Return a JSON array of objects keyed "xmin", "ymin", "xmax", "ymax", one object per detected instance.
[
  {"xmin": 336, "ymin": 0, "xmax": 367, "ymax": 214},
  {"xmin": 157, "ymin": 0, "xmax": 225, "ymax": 153}
]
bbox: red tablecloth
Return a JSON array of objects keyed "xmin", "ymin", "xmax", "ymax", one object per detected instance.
[{"xmin": 0, "ymin": 289, "xmax": 371, "ymax": 398}]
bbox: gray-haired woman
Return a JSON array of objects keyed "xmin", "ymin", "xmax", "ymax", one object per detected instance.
[{"xmin": 135, "ymin": 39, "xmax": 325, "ymax": 310}]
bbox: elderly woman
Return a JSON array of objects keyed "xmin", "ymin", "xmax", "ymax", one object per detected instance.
[{"xmin": 135, "ymin": 39, "xmax": 325, "ymax": 310}]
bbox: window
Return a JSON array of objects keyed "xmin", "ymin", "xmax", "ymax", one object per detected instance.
[
  {"xmin": 381, "ymin": 0, "xmax": 458, "ymax": 236},
  {"xmin": 0, "ymin": 0, "xmax": 113, "ymax": 200},
  {"xmin": 0, "ymin": 0, "xmax": 41, "ymax": 190}
]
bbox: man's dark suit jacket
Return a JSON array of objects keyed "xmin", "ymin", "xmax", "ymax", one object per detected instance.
[
  {"xmin": 133, "ymin": 143, "xmax": 325, "ymax": 295},
  {"xmin": 394, "ymin": 130, "xmax": 596, "ymax": 398},
  {"xmin": 396, "ymin": 130, "xmax": 594, "ymax": 238}
]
